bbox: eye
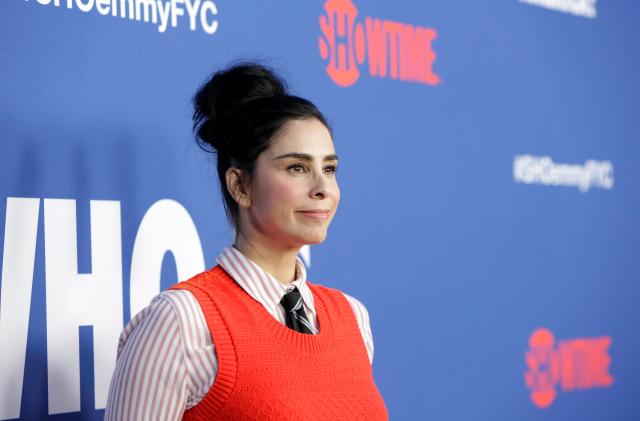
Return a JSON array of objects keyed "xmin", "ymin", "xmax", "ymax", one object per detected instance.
[
  {"xmin": 324, "ymin": 165, "xmax": 338, "ymax": 174},
  {"xmin": 287, "ymin": 163, "xmax": 307, "ymax": 174}
]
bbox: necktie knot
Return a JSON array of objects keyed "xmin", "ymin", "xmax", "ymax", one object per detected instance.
[
  {"xmin": 280, "ymin": 286, "xmax": 303, "ymax": 312},
  {"xmin": 280, "ymin": 286, "xmax": 314, "ymax": 334}
]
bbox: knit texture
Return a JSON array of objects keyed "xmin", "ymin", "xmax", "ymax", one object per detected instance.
[{"xmin": 169, "ymin": 265, "xmax": 388, "ymax": 421}]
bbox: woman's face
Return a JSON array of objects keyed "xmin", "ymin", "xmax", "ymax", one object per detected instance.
[{"xmin": 241, "ymin": 118, "xmax": 340, "ymax": 248}]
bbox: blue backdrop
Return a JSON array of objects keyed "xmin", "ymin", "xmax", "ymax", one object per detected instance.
[{"xmin": 1, "ymin": 0, "xmax": 639, "ymax": 419}]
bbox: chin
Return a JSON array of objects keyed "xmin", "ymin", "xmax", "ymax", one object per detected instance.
[{"xmin": 295, "ymin": 231, "xmax": 328, "ymax": 246}]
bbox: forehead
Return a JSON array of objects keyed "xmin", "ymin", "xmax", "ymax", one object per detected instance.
[{"xmin": 266, "ymin": 118, "xmax": 335, "ymax": 157}]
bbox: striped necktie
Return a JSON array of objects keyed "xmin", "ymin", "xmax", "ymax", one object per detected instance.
[{"xmin": 280, "ymin": 286, "xmax": 314, "ymax": 334}]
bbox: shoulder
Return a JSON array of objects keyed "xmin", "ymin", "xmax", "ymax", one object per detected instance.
[
  {"xmin": 139, "ymin": 289, "xmax": 203, "ymax": 322},
  {"xmin": 340, "ymin": 292, "xmax": 375, "ymax": 364},
  {"xmin": 340, "ymin": 292, "xmax": 371, "ymax": 326},
  {"xmin": 171, "ymin": 265, "xmax": 228, "ymax": 289},
  {"xmin": 159, "ymin": 288, "xmax": 202, "ymax": 312},
  {"xmin": 118, "ymin": 289, "xmax": 206, "ymax": 355},
  {"xmin": 170, "ymin": 265, "xmax": 237, "ymax": 303},
  {"xmin": 156, "ymin": 289, "xmax": 210, "ymax": 342}
]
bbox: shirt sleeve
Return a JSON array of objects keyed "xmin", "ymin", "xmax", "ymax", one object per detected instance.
[
  {"xmin": 342, "ymin": 293, "xmax": 375, "ymax": 364},
  {"xmin": 104, "ymin": 293, "xmax": 190, "ymax": 421}
]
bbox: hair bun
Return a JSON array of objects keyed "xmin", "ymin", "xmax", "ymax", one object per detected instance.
[{"xmin": 193, "ymin": 63, "xmax": 287, "ymax": 153}]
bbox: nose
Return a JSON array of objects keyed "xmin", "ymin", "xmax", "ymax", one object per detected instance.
[{"xmin": 309, "ymin": 169, "xmax": 332, "ymax": 200}]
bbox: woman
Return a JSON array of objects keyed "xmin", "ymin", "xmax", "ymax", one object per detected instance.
[{"xmin": 105, "ymin": 62, "xmax": 388, "ymax": 420}]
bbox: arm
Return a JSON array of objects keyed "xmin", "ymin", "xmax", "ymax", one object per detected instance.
[{"xmin": 105, "ymin": 289, "xmax": 216, "ymax": 420}]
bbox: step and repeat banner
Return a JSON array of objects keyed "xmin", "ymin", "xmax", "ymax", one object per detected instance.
[{"xmin": 1, "ymin": 0, "xmax": 638, "ymax": 420}]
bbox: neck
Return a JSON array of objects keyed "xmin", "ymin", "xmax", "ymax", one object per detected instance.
[{"xmin": 233, "ymin": 233, "xmax": 300, "ymax": 285}]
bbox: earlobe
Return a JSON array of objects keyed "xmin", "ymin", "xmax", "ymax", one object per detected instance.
[{"xmin": 225, "ymin": 167, "xmax": 252, "ymax": 208}]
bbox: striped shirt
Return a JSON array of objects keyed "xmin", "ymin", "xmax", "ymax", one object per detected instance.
[{"xmin": 104, "ymin": 246, "xmax": 375, "ymax": 420}]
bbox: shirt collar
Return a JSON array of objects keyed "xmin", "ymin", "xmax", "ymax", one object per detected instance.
[{"xmin": 215, "ymin": 245, "xmax": 314, "ymax": 315}]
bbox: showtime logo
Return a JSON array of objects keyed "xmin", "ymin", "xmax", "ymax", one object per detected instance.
[
  {"xmin": 318, "ymin": 0, "xmax": 440, "ymax": 87},
  {"xmin": 524, "ymin": 327, "xmax": 613, "ymax": 408}
]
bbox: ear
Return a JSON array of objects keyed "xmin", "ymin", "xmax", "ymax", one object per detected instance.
[{"xmin": 225, "ymin": 167, "xmax": 252, "ymax": 208}]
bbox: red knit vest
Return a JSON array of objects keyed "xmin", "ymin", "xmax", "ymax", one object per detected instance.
[{"xmin": 169, "ymin": 265, "xmax": 388, "ymax": 420}]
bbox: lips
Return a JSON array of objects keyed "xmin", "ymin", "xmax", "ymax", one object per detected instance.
[{"xmin": 297, "ymin": 210, "xmax": 330, "ymax": 219}]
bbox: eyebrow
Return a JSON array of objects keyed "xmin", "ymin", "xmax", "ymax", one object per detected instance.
[{"xmin": 273, "ymin": 152, "xmax": 339, "ymax": 162}]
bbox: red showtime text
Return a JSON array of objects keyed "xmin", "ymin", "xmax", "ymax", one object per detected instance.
[
  {"xmin": 318, "ymin": 0, "xmax": 440, "ymax": 87},
  {"xmin": 524, "ymin": 327, "xmax": 613, "ymax": 408}
]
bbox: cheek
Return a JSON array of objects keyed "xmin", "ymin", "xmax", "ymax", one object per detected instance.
[{"xmin": 255, "ymin": 177, "xmax": 303, "ymax": 214}]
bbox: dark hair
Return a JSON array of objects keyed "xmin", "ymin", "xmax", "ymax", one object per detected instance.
[{"xmin": 192, "ymin": 62, "xmax": 332, "ymax": 232}]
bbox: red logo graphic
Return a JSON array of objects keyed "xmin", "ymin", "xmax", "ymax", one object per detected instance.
[
  {"xmin": 524, "ymin": 327, "xmax": 614, "ymax": 408},
  {"xmin": 318, "ymin": 0, "xmax": 440, "ymax": 87}
]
